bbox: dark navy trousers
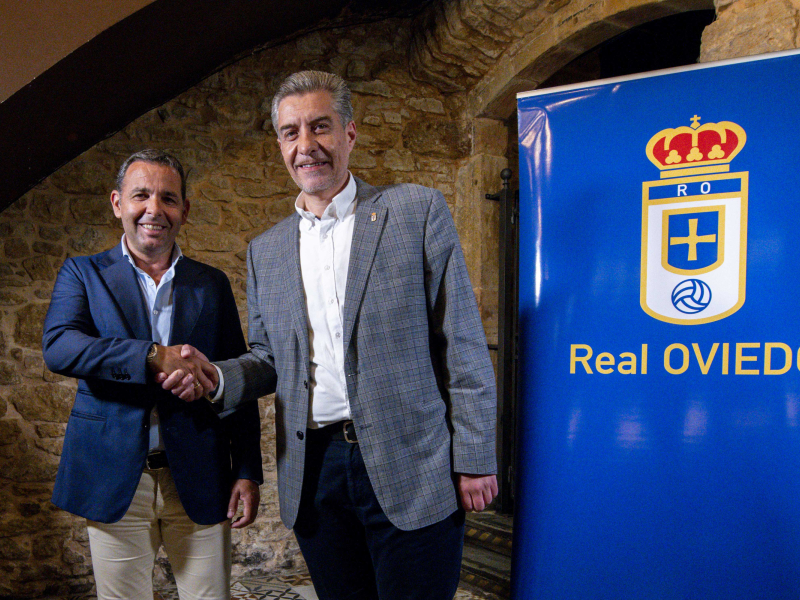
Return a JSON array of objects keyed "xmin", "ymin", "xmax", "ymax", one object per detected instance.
[{"xmin": 294, "ymin": 428, "xmax": 465, "ymax": 600}]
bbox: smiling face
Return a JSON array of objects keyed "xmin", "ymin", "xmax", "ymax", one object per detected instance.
[
  {"xmin": 110, "ymin": 161, "xmax": 189, "ymax": 266},
  {"xmin": 276, "ymin": 90, "xmax": 357, "ymax": 207}
]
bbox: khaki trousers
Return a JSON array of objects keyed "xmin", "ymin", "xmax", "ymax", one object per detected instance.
[{"xmin": 87, "ymin": 467, "xmax": 231, "ymax": 600}]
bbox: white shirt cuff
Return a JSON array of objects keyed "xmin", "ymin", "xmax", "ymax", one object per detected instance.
[{"xmin": 207, "ymin": 364, "xmax": 225, "ymax": 403}]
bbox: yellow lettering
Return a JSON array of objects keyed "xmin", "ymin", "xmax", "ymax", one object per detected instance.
[
  {"xmin": 570, "ymin": 344, "xmax": 593, "ymax": 374},
  {"xmin": 722, "ymin": 343, "xmax": 729, "ymax": 375},
  {"xmin": 596, "ymin": 352, "xmax": 615, "ymax": 374},
  {"xmin": 765, "ymin": 343, "xmax": 792, "ymax": 375},
  {"xmin": 618, "ymin": 352, "xmax": 637, "ymax": 374},
  {"xmin": 692, "ymin": 343, "xmax": 719, "ymax": 375},
  {"xmin": 642, "ymin": 344, "xmax": 648, "ymax": 375},
  {"xmin": 664, "ymin": 343, "xmax": 689, "ymax": 375},
  {"xmin": 735, "ymin": 343, "xmax": 760, "ymax": 375}
]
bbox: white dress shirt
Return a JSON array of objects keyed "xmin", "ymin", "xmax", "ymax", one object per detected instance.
[
  {"xmin": 121, "ymin": 235, "xmax": 182, "ymax": 451},
  {"xmin": 296, "ymin": 174, "xmax": 357, "ymax": 428}
]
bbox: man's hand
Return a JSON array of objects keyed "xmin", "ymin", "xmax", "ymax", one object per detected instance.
[
  {"xmin": 456, "ymin": 474, "xmax": 498, "ymax": 512},
  {"xmin": 150, "ymin": 344, "xmax": 218, "ymax": 401},
  {"xmin": 228, "ymin": 479, "xmax": 260, "ymax": 528}
]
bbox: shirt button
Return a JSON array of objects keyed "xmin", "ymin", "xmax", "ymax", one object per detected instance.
[
  {"xmin": 296, "ymin": 431, "xmax": 305, "ymax": 440},
  {"xmin": 335, "ymin": 332, "xmax": 341, "ymax": 339},
  {"xmin": 324, "ymin": 265, "xmax": 331, "ymax": 271},
  {"xmin": 329, "ymin": 299, "xmax": 335, "ymax": 305},
  {"xmin": 153, "ymin": 309, "xmax": 159, "ymax": 315}
]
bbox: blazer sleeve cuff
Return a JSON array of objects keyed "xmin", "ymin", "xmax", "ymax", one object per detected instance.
[{"xmin": 206, "ymin": 364, "xmax": 225, "ymax": 402}]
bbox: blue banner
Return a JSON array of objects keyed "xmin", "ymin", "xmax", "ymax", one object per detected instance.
[{"xmin": 514, "ymin": 50, "xmax": 800, "ymax": 599}]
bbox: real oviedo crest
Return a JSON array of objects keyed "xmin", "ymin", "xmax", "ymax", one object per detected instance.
[{"xmin": 641, "ymin": 116, "xmax": 748, "ymax": 325}]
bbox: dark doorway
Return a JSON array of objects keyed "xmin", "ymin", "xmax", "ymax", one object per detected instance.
[{"xmin": 540, "ymin": 9, "xmax": 716, "ymax": 89}]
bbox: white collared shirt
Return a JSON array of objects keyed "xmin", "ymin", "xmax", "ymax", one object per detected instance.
[
  {"xmin": 121, "ymin": 235, "xmax": 183, "ymax": 451},
  {"xmin": 296, "ymin": 173, "xmax": 357, "ymax": 428}
]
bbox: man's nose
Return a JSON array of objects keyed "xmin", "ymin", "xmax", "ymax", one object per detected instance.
[
  {"xmin": 297, "ymin": 128, "xmax": 318, "ymax": 154},
  {"xmin": 144, "ymin": 195, "xmax": 164, "ymax": 214}
]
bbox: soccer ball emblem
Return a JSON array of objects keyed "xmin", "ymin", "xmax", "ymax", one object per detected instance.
[{"xmin": 671, "ymin": 279, "xmax": 712, "ymax": 314}]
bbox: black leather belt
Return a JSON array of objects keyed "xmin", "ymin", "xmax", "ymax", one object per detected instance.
[
  {"xmin": 310, "ymin": 420, "xmax": 358, "ymax": 444},
  {"xmin": 145, "ymin": 451, "xmax": 168, "ymax": 470}
]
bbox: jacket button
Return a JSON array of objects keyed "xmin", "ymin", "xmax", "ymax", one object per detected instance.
[
  {"xmin": 303, "ymin": 380, "xmax": 308, "ymax": 389},
  {"xmin": 296, "ymin": 431, "xmax": 304, "ymax": 440}
]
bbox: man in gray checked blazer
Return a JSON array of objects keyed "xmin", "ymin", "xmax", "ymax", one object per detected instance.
[{"xmin": 164, "ymin": 71, "xmax": 497, "ymax": 600}]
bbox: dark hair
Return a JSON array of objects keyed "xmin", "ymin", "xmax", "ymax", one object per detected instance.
[
  {"xmin": 271, "ymin": 70, "xmax": 353, "ymax": 131},
  {"xmin": 115, "ymin": 149, "xmax": 186, "ymax": 200}
]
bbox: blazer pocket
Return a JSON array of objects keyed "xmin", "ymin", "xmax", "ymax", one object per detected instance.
[
  {"xmin": 370, "ymin": 263, "xmax": 421, "ymax": 291},
  {"xmin": 69, "ymin": 409, "xmax": 106, "ymax": 422},
  {"xmin": 373, "ymin": 253, "xmax": 418, "ymax": 276}
]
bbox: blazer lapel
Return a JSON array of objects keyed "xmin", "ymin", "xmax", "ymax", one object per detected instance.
[
  {"xmin": 343, "ymin": 179, "xmax": 387, "ymax": 350},
  {"xmin": 283, "ymin": 216, "xmax": 311, "ymax": 366},
  {"xmin": 100, "ymin": 246, "xmax": 151, "ymax": 341},
  {"xmin": 169, "ymin": 258, "xmax": 204, "ymax": 345}
]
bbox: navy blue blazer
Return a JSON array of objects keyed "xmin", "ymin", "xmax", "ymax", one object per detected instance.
[{"xmin": 42, "ymin": 244, "xmax": 261, "ymax": 525}]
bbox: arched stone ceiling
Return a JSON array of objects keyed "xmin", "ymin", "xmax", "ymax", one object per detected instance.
[{"xmin": 0, "ymin": 0, "xmax": 429, "ymax": 213}]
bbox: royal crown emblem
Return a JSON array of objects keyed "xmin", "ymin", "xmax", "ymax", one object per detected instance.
[
  {"xmin": 641, "ymin": 116, "xmax": 748, "ymax": 325},
  {"xmin": 645, "ymin": 116, "xmax": 747, "ymax": 179}
]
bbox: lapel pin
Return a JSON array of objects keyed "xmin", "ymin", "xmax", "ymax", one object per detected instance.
[{"xmin": 370, "ymin": 212, "xmax": 377, "ymax": 222}]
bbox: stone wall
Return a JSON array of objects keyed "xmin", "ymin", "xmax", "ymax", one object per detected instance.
[{"xmin": 699, "ymin": 0, "xmax": 800, "ymax": 62}]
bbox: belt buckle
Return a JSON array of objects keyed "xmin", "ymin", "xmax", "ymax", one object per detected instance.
[
  {"xmin": 342, "ymin": 420, "xmax": 357, "ymax": 444},
  {"xmin": 146, "ymin": 452, "xmax": 165, "ymax": 470}
]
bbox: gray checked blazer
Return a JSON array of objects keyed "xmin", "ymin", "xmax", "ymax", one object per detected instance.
[{"xmin": 217, "ymin": 177, "xmax": 497, "ymax": 531}]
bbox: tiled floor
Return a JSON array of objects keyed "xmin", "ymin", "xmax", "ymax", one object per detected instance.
[
  {"xmin": 152, "ymin": 573, "xmax": 503, "ymax": 600},
  {"xmin": 153, "ymin": 574, "xmax": 313, "ymax": 600}
]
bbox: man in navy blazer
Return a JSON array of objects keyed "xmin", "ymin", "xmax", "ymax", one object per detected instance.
[
  {"xmin": 165, "ymin": 72, "xmax": 498, "ymax": 600},
  {"xmin": 42, "ymin": 150, "xmax": 261, "ymax": 600}
]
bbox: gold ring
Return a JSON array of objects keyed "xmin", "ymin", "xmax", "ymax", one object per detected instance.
[{"xmin": 193, "ymin": 382, "xmax": 202, "ymax": 389}]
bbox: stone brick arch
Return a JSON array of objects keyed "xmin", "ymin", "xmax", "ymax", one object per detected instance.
[
  {"xmin": 409, "ymin": 0, "xmax": 714, "ymax": 120},
  {"xmin": 474, "ymin": 0, "xmax": 716, "ymax": 119}
]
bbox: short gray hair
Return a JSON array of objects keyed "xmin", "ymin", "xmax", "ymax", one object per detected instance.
[
  {"xmin": 115, "ymin": 149, "xmax": 186, "ymax": 200},
  {"xmin": 271, "ymin": 71, "xmax": 353, "ymax": 132}
]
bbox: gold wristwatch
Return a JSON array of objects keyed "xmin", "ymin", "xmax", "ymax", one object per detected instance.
[{"xmin": 146, "ymin": 343, "xmax": 159, "ymax": 365}]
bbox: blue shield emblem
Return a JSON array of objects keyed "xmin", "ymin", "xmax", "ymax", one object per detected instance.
[
  {"xmin": 641, "ymin": 173, "xmax": 747, "ymax": 325},
  {"xmin": 662, "ymin": 206, "xmax": 725, "ymax": 274}
]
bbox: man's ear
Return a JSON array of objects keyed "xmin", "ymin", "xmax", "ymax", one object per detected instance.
[
  {"xmin": 181, "ymin": 198, "xmax": 191, "ymax": 225},
  {"xmin": 110, "ymin": 190, "xmax": 122, "ymax": 218}
]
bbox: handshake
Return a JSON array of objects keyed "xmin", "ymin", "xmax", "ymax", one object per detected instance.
[{"xmin": 147, "ymin": 344, "xmax": 218, "ymax": 402}]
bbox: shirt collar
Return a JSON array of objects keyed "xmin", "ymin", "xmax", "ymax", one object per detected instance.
[
  {"xmin": 120, "ymin": 234, "xmax": 183, "ymax": 273},
  {"xmin": 295, "ymin": 172, "xmax": 357, "ymax": 224}
]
